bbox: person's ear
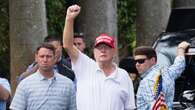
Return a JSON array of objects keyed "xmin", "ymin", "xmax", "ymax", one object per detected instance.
[
  {"xmin": 151, "ymin": 57, "xmax": 156, "ymax": 64},
  {"xmin": 35, "ymin": 54, "xmax": 38, "ymax": 62},
  {"xmin": 83, "ymin": 43, "xmax": 86, "ymax": 49},
  {"xmin": 54, "ymin": 55, "xmax": 58, "ymax": 63}
]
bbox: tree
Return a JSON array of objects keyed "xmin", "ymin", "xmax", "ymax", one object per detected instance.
[
  {"xmin": 136, "ymin": 0, "xmax": 171, "ymax": 46},
  {"xmin": 9, "ymin": 0, "xmax": 47, "ymax": 92},
  {"xmin": 75, "ymin": 0, "xmax": 117, "ymax": 59}
]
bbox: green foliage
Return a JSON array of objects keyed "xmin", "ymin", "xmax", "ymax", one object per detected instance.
[
  {"xmin": 46, "ymin": 0, "xmax": 70, "ymax": 57},
  {"xmin": 0, "ymin": 0, "xmax": 136, "ymax": 79},
  {"xmin": 0, "ymin": 0, "xmax": 9, "ymax": 79},
  {"xmin": 46, "ymin": 0, "xmax": 136, "ymax": 58},
  {"xmin": 118, "ymin": 0, "xmax": 136, "ymax": 57},
  {"xmin": 46, "ymin": 0, "xmax": 67, "ymax": 36}
]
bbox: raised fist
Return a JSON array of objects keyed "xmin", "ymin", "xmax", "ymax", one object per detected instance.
[{"xmin": 66, "ymin": 5, "xmax": 81, "ymax": 20}]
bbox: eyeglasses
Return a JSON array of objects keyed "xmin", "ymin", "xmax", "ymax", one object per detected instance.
[
  {"xmin": 135, "ymin": 58, "xmax": 147, "ymax": 64},
  {"xmin": 95, "ymin": 44, "xmax": 111, "ymax": 50}
]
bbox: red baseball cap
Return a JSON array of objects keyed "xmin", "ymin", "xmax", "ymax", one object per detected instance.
[{"xmin": 94, "ymin": 34, "xmax": 115, "ymax": 48}]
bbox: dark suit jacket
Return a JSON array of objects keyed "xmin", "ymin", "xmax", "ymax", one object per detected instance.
[{"xmin": 56, "ymin": 58, "xmax": 75, "ymax": 81}]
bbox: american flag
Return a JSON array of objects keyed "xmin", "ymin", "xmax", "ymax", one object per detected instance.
[{"xmin": 151, "ymin": 74, "xmax": 168, "ymax": 110}]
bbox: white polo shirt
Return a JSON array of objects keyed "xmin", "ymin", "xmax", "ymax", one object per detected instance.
[{"xmin": 72, "ymin": 52, "xmax": 136, "ymax": 110}]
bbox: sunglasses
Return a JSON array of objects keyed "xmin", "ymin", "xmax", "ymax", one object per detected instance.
[{"xmin": 135, "ymin": 58, "xmax": 147, "ymax": 64}]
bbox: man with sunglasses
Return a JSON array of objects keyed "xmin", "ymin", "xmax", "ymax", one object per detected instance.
[
  {"xmin": 63, "ymin": 4, "xmax": 136, "ymax": 110},
  {"xmin": 133, "ymin": 41, "xmax": 190, "ymax": 110}
]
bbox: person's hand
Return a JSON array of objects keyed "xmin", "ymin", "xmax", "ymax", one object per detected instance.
[
  {"xmin": 177, "ymin": 41, "xmax": 190, "ymax": 56},
  {"xmin": 178, "ymin": 41, "xmax": 190, "ymax": 50},
  {"xmin": 66, "ymin": 5, "xmax": 81, "ymax": 20}
]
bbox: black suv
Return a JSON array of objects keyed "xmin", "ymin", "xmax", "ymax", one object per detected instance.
[{"xmin": 153, "ymin": 8, "xmax": 195, "ymax": 109}]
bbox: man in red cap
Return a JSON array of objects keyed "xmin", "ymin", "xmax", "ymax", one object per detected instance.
[{"xmin": 63, "ymin": 4, "xmax": 135, "ymax": 110}]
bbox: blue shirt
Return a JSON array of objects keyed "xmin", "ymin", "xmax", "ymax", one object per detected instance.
[
  {"xmin": 10, "ymin": 70, "xmax": 77, "ymax": 110},
  {"xmin": 136, "ymin": 56, "xmax": 185, "ymax": 110},
  {"xmin": 0, "ymin": 78, "xmax": 11, "ymax": 110}
]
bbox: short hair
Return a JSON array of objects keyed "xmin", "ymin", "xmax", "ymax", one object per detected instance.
[
  {"xmin": 133, "ymin": 46, "xmax": 157, "ymax": 61},
  {"xmin": 74, "ymin": 32, "xmax": 84, "ymax": 39},
  {"xmin": 36, "ymin": 43, "xmax": 55, "ymax": 55},
  {"xmin": 44, "ymin": 34, "xmax": 62, "ymax": 45}
]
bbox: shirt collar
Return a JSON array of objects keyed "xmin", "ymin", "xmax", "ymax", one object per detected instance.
[
  {"xmin": 140, "ymin": 64, "xmax": 158, "ymax": 79},
  {"xmin": 96, "ymin": 63, "xmax": 121, "ymax": 83},
  {"xmin": 36, "ymin": 70, "xmax": 57, "ymax": 81}
]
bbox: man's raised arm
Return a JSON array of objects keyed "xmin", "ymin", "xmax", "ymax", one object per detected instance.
[{"xmin": 63, "ymin": 5, "xmax": 81, "ymax": 63}]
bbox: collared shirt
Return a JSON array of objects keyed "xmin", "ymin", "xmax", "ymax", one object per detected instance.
[
  {"xmin": 10, "ymin": 70, "xmax": 76, "ymax": 110},
  {"xmin": 0, "ymin": 78, "xmax": 11, "ymax": 110},
  {"xmin": 136, "ymin": 56, "xmax": 185, "ymax": 110},
  {"xmin": 72, "ymin": 51, "xmax": 136, "ymax": 110}
]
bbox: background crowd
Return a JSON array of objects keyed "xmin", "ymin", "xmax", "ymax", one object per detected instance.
[{"xmin": 0, "ymin": 4, "xmax": 191, "ymax": 110}]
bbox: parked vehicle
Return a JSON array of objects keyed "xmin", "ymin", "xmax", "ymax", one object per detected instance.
[{"xmin": 153, "ymin": 8, "xmax": 195, "ymax": 109}]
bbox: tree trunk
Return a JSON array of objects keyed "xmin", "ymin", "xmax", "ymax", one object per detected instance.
[
  {"xmin": 136, "ymin": 0, "xmax": 171, "ymax": 46},
  {"xmin": 9, "ymin": 0, "xmax": 47, "ymax": 93},
  {"xmin": 76, "ymin": 0, "xmax": 118, "ymax": 60},
  {"xmin": 173, "ymin": 0, "xmax": 195, "ymax": 8}
]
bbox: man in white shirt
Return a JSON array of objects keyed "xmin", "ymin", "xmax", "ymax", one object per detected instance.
[{"xmin": 63, "ymin": 4, "xmax": 136, "ymax": 110}]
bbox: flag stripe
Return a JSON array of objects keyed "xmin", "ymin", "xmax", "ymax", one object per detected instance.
[{"xmin": 151, "ymin": 73, "xmax": 167, "ymax": 110}]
